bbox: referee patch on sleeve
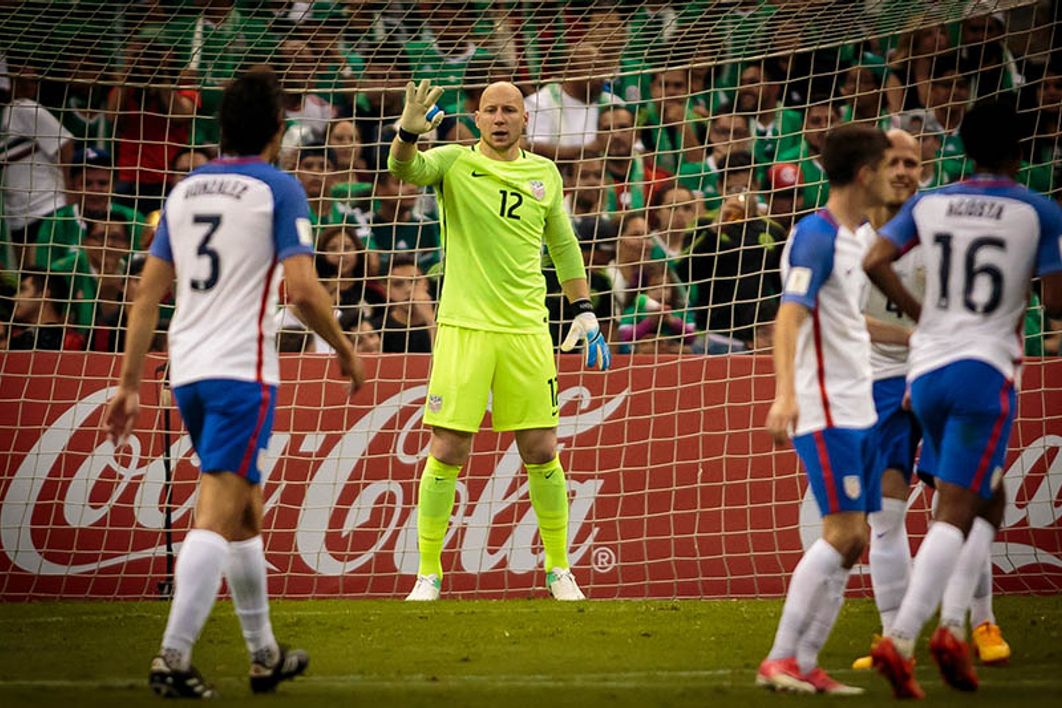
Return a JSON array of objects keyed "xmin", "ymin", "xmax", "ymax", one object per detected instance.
[
  {"xmin": 296, "ymin": 218, "xmax": 312, "ymax": 246},
  {"xmin": 785, "ymin": 267, "xmax": 812, "ymax": 296}
]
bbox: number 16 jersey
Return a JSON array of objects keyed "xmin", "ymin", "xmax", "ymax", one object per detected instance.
[
  {"xmin": 150, "ymin": 157, "xmax": 314, "ymax": 388},
  {"xmin": 881, "ymin": 175, "xmax": 1062, "ymax": 382}
]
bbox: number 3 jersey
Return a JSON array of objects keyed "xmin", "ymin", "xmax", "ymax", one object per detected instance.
[
  {"xmin": 150, "ymin": 157, "xmax": 313, "ymax": 388},
  {"xmin": 388, "ymin": 144, "xmax": 585, "ymax": 334},
  {"xmin": 881, "ymin": 174, "xmax": 1062, "ymax": 383}
]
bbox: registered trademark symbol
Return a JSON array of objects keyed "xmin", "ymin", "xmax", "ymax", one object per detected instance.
[{"xmin": 591, "ymin": 546, "xmax": 616, "ymax": 572}]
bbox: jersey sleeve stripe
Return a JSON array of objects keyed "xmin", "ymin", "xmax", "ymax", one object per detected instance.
[
  {"xmin": 813, "ymin": 430, "xmax": 840, "ymax": 514},
  {"xmin": 969, "ymin": 379, "xmax": 1012, "ymax": 493},
  {"xmin": 812, "ymin": 309, "xmax": 835, "ymax": 428}
]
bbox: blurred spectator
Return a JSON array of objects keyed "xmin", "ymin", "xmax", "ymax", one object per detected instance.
[
  {"xmin": 276, "ymin": 39, "xmax": 337, "ymax": 137},
  {"xmin": 89, "ymin": 253, "xmax": 166, "ymax": 353},
  {"xmin": 605, "ymin": 213, "xmax": 678, "ymax": 316},
  {"xmin": 106, "ymin": 35, "xmax": 199, "ymax": 215},
  {"xmin": 884, "ymin": 25, "xmax": 952, "ymax": 113},
  {"xmin": 326, "ymin": 119, "xmax": 369, "ymax": 179},
  {"xmin": 342, "ymin": 314, "xmax": 383, "ymax": 354},
  {"xmin": 34, "ymin": 148, "xmax": 144, "ymax": 272},
  {"xmin": 163, "ymin": 0, "xmax": 278, "ymax": 145},
  {"xmin": 677, "ymin": 111, "xmax": 752, "ymax": 210},
  {"xmin": 525, "ymin": 41, "xmax": 622, "ymax": 161},
  {"xmin": 50, "ymin": 219, "xmax": 132, "ymax": 329},
  {"xmin": 598, "ymin": 105, "xmax": 669, "ymax": 212},
  {"xmin": 355, "ymin": 42, "xmax": 414, "ymax": 170},
  {"xmin": 563, "ymin": 156, "xmax": 611, "ymax": 222},
  {"xmin": 4, "ymin": 269, "xmax": 82, "ymax": 350},
  {"xmin": 315, "ymin": 224, "xmax": 376, "ymax": 319},
  {"xmin": 295, "ymin": 144, "xmax": 372, "ymax": 231},
  {"xmin": 775, "ymin": 96, "xmax": 840, "ymax": 209},
  {"xmin": 717, "ymin": 150, "xmax": 758, "ymax": 201},
  {"xmin": 58, "ymin": 52, "xmax": 113, "ymax": 153},
  {"xmin": 922, "ymin": 52, "xmax": 973, "ymax": 184},
  {"xmin": 1, "ymin": 60, "xmax": 74, "ymax": 267},
  {"xmin": 651, "ymin": 184, "xmax": 698, "ymax": 260},
  {"xmin": 637, "ymin": 68, "xmax": 704, "ymax": 174},
  {"xmin": 686, "ymin": 192, "xmax": 786, "ymax": 344},
  {"xmin": 367, "ymin": 171, "xmax": 439, "ymax": 273},
  {"xmin": 733, "ymin": 61, "xmax": 803, "ymax": 170},
  {"xmin": 838, "ymin": 62, "xmax": 890, "ymax": 128},
  {"xmin": 765, "ymin": 162, "xmax": 805, "ymax": 232},
  {"xmin": 169, "ymin": 147, "xmax": 214, "ymax": 189},
  {"xmin": 615, "ymin": 259, "xmax": 696, "ymax": 354},
  {"xmin": 406, "ymin": 0, "xmax": 495, "ymax": 117},
  {"xmin": 1020, "ymin": 58, "xmax": 1062, "ymax": 198},
  {"xmin": 377, "ymin": 255, "xmax": 435, "ymax": 353},
  {"xmin": 959, "ymin": 6, "xmax": 1023, "ymax": 98}
]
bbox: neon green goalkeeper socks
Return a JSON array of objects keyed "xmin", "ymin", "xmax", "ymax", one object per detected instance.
[
  {"xmin": 416, "ymin": 455, "xmax": 461, "ymax": 578},
  {"xmin": 526, "ymin": 456, "xmax": 570, "ymax": 572}
]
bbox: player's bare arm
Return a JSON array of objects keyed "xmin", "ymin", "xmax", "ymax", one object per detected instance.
[
  {"xmin": 766, "ymin": 301, "xmax": 807, "ymax": 445},
  {"xmin": 104, "ymin": 254, "xmax": 175, "ymax": 445},
  {"xmin": 284, "ymin": 254, "xmax": 365, "ymax": 393},
  {"xmin": 864, "ymin": 315, "xmax": 911, "ymax": 346},
  {"xmin": 864, "ymin": 236, "xmax": 922, "ymax": 322}
]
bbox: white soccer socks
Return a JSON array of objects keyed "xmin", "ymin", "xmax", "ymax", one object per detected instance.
[
  {"xmin": 161, "ymin": 529, "xmax": 229, "ymax": 669},
  {"xmin": 226, "ymin": 535, "xmax": 280, "ymax": 665},
  {"xmin": 767, "ymin": 539, "xmax": 844, "ymax": 662},
  {"xmin": 796, "ymin": 563, "xmax": 851, "ymax": 674},
  {"xmin": 868, "ymin": 498, "xmax": 911, "ymax": 633},
  {"xmin": 940, "ymin": 517, "xmax": 996, "ymax": 637},
  {"xmin": 888, "ymin": 521, "xmax": 965, "ymax": 656}
]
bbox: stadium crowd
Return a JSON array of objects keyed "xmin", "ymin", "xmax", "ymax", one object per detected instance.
[{"xmin": 2, "ymin": 0, "xmax": 1061, "ymax": 355}]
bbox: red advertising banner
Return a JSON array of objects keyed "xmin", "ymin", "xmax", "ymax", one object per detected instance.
[{"xmin": 1, "ymin": 353, "xmax": 1060, "ymax": 601}]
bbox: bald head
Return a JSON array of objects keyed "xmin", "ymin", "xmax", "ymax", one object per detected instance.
[
  {"xmin": 886, "ymin": 129, "xmax": 919, "ymax": 154},
  {"xmin": 479, "ymin": 81, "xmax": 523, "ymax": 110}
]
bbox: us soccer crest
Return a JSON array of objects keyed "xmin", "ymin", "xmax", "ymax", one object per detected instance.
[
  {"xmin": 529, "ymin": 180, "xmax": 546, "ymax": 200},
  {"xmin": 428, "ymin": 394, "xmax": 443, "ymax": 413}
]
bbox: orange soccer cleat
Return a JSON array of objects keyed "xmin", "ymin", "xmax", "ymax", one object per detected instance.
[
  {"xmin": 755, "ymin": 657, "xmax": 815, "ymax": 693},
  {"xmin": 971, "ymin": 622, "xmax": 1011, "ymax": 665},
  {"xmin": 930, "ymin": 626, "xmax": 979, "ymax": 692},
  {"xmin": 872, "ymin": 637, "xmax": 925, "ymax": 700},
  {"xmin": 802, "ymin": 667, "xmax": 865, "ymax": 695}
]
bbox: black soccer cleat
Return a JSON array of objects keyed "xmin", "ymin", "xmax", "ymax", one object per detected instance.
[
  {"xmin": 249, "ymin": 645, "xmax": 309, "ymax": 694},
  {"xmin": 149, "ymin": 653, "xmax": 218, "ymax": 699}
]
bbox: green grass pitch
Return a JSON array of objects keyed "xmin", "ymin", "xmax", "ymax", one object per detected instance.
[{"xmin": 1, "ymin": 596, "xmax": 1060, "ymax": 706}]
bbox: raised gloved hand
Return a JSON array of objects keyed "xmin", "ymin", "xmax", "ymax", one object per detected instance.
[
  {"xmin": 400, "ymin": 79, "xmax": 445, "ymax": 136},
  {"xmin": 561, "ymin": 301, "xmax": 611, "ymax": 371}
]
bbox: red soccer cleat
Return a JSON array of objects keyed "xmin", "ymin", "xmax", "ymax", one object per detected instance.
[
  {"xmin": 802, "ymin": 667, "xmax": 865, "ymax": 695},
  {"xmin": 872, "ymin": 637, "xmax": 925, "ymax": 700},
  {"xmin": 755, "ymin": 657, "xmax": 815, "ymax": 693},
  {"xmin": 930, "ymin": 626, "xmax": 979, "ymax": 692}
]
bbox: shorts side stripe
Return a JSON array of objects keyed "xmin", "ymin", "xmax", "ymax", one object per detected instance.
[
  {"xmin": 813, "ymin": 430, "xmax": 840, "ymax": 514},
  {"xmin": 237, "ymin": 383, "xmax": 271, "ymax": 479},
  {"xmin": 969, "ymin": 379, "xmax": 1011, "ymax": 493}
]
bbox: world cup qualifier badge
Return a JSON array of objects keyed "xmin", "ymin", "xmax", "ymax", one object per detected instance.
[
  {"xmin": 428, "ymin": 394, "xmax": 443, "ymax": 413},
  {"xmin": 529, "ymin": 180, "xmax": 546, "ymax": 200}
]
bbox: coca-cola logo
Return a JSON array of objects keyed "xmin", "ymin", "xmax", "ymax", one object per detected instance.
[
  {"xmin": 797, "ymin": 435, "xmax": 1062, "ymax": 573},
  {"xmin": 0, "ymin": 383, "xmax": 628, "ymax": 578}
]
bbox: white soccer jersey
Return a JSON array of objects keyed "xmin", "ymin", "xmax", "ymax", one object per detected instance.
[
  {"xmin": 780, "ymin": 210, "xmax": 877, "ymax": 436},
  {"xmin": 862, "ymin": 227, "xmax": 925, "ymax": 380},
  {"xmin": 881, "ymin": 175, "xmax": 1062, "ymax": 383},
  {"xmin": 150, "ymin": 157, "xmax": 314, "ymax": 388}
]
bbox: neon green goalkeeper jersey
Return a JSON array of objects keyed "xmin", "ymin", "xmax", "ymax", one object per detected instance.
[{"xmin": 389, "ymin": 143, "xmax": 585, "ymax": 333}]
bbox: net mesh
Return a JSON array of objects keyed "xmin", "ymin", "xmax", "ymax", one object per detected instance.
[{"xmin": 0, "ymin": 0, "xmax": 1060, "ymax": 600}]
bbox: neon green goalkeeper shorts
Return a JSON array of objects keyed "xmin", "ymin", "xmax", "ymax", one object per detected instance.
[{"xmin": 424, "ymin": 324, "xmax": 559, "ymax": 433}]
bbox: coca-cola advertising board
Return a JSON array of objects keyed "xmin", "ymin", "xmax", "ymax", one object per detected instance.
[{"xmin": 1, "ymin": 352, "xmax": 1060, "ymax": 601}]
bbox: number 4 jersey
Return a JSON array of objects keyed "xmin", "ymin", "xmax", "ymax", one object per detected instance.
[
  {"xmin": 388, "ymin": 144, "xmax": 585, "ymax": 334},
  {"xmin": 150, "ymin": 157, "xmax": 314, "ymax": 388},
  {"xmin": 881, "ymin": 174, "xmax": 1062, "ymax": 382}
]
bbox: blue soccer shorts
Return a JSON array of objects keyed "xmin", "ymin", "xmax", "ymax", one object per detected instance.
[
  {"xmin": 792, "ymin": 426, "xmax": 881, "ymax": 517},
  {"xmin": 173, "ymin": 378, "xmax": 277, "ymax": 484},
  {"xmin": 871, "ymin": 376, "xmax": 921, "ymax": 481},
  {"xmin": 910, "ymin": 360, "xmax": 1015, "ymax": 500}
]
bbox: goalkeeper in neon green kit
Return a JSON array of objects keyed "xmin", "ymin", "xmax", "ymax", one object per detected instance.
[{"xmin": 389, "ymin": 79, "xmax": 610, "ymax": 601}]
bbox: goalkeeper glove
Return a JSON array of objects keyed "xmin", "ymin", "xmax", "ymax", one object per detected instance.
[
  {"xmin": 561, "ymin": 301, "xmax": 611, "ymax": 371},
  {"xmin": 399, "ymin": 79, "xmax": 445, "ymax": 140}
]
